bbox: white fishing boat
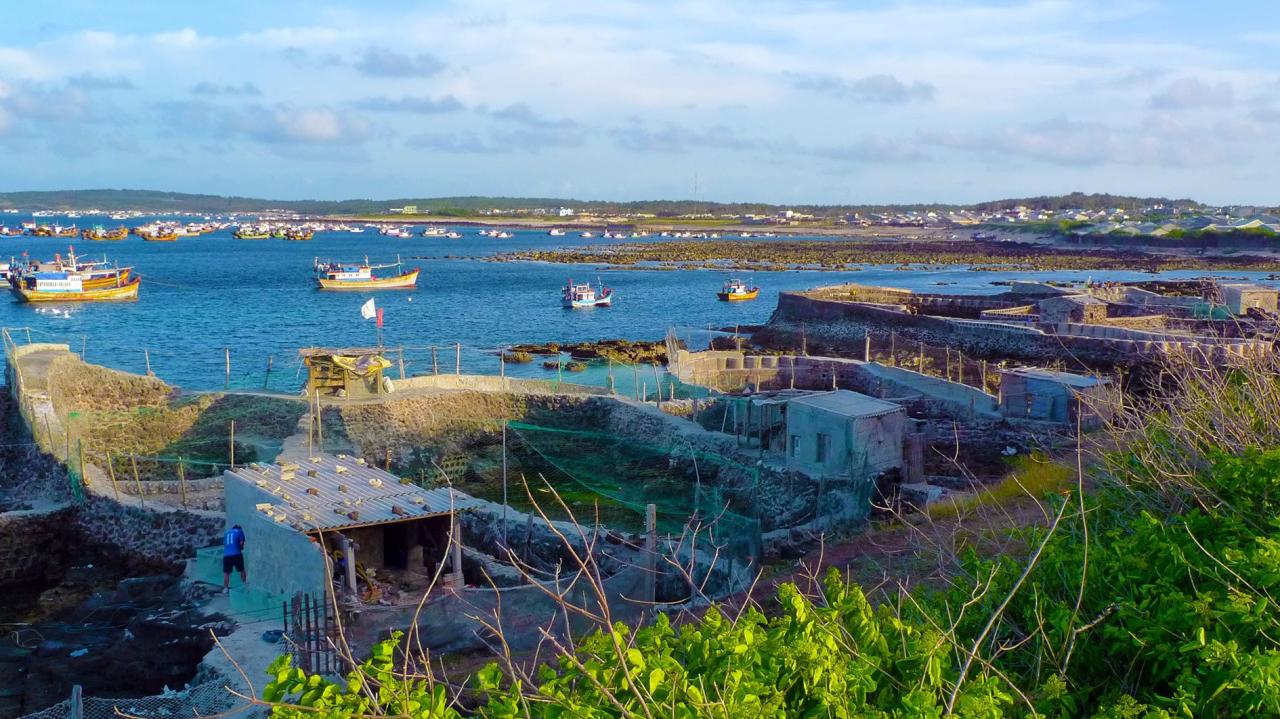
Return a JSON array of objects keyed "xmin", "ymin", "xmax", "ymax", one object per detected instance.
[
  {"xmin": 561, "ymin": 278, "xmax": 613, "ymax": 308},
  {"xmin": 548, "ymin": 228, "xmax": 566, "ymax": 236}
]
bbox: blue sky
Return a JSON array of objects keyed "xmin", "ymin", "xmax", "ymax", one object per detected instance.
[{"xmin": 1, "ymin": 0, "xmax": 1278, "ymax": 205}]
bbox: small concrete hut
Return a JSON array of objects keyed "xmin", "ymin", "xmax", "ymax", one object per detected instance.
[
  {"xmin": 301, "ymin": 348, "xmax": 392, "ymax": 398},
  {"xmin": 223, "ymin": 453, "xmax": 479, "ymax": 600},
  {"xmin": 998, "ymin": 368, "xmax": 1114, "ymax": 429}
]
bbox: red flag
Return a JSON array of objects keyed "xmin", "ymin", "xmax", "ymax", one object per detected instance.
[{"xmin": 376, "ymin": 307, "xmax": 384, "ymax": 328}]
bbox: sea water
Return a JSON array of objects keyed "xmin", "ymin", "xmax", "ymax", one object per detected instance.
[{"xmin": 1, "ymin": 217, "xmax": 1272, "ymax": 393}]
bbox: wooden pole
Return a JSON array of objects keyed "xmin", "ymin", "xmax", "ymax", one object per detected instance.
[
  {"xmin": 500, "ymin": 354, "xmax": 505, "ymax": 389},
  {"xmin": 144, "ymin": 348, "xmax": 151, "ymax": 376},
  {"xmin": 981, "ymin": 360, "xmax": 988, "ymax": 392},
  {"xmin": 229, "ymin": 420, "xmax": 236, "ymax": 470},
  {"xmin": 643, "ymin": 503, "xmax": 657, "ymax": 604},
  {"xmin": 451, "ymin": 511, "xmax": 464, "ymax": 587},
  {"xmin": 455, "ymin": 343, "xmax": 461, "ymax": 376},
  {"xmin": 70, "ymin": 685, "xmax": 82, "ymax": 719},
  {"xmin": 890, "ymin": 331, "xmax": 896, "ymax": 366},
  {"xmin": 864, "ymin": 331, "xmax": 870, "ymax": 362},
  {"xmin": 398, "ymin": 347, "xmax": 406, "ymax": 380},
  {"xmin": 177, "ymin": 459, "xmax": 188, "ymax": 509},
  {"xmin": 307, "ymin": 392, "xmax": 314, "ymax": 456},
  {"xmin": 263, "ymin": 355, "xmax": 273, "ymax": 390},
  {"xmin": 919, "ymin": 342, "xmax": 925, "ymax": 372},
  {"xmin": 77, "ymin": 439, "xmax": 87, "ymax": 490},
  {"xmin": 652, "ymin": 364, "xmax": 662, "ymax": 407},
  {"xmin": 131, "ymin": 455, "xmax": 145, "ymax": 508},
  {"xmin": 315, "ymin": 391, "xmax": 323, "ymax": 451},
  {"xmin": 431, "ymin": 346, "xmax": 439, "ymax": 375},
  {"xmin": 106, "ymin": 452, "xmax": 120, "ymax": 501},
  {"xmin": 224, "ymin": 347, "xmax": 231, "ymax": 388},
  {"xmin": 501, "ymin": 421, "xmax": 509, "ymax": 548}
]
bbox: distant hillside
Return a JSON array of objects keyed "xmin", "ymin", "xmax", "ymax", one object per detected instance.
[
  {"xmin": 0, "ymin": 188, "xmax": 1209, "ymax": 216},
  {"xmin": 974, "ymin": 192, "xmax": 1201, "ymax": 213}
]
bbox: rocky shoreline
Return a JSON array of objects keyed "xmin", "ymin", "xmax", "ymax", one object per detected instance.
[{"xmin": 493, "ymin": 239, "xmax": 1280, "ymax": 272}]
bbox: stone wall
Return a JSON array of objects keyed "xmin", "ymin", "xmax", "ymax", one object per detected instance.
[
  {"xmin": 0, "ymin": 504, "xmax": 74, "ymax": 586},
  {"xmin": 762, "ymin": 291, "xmax": 1270, "ymax": 368},
  {"xmin": 73, "ymin": 493, "xmax": 224, "ymax": 571}
]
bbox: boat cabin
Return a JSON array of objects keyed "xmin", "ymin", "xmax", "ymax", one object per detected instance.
[
  {"xmin": 23, "ymin": 271, "xmax": 83, "ymax": 293},
  {"xmin": 318, "ymin": 263, "xmax": 373, "ymax": 283}
]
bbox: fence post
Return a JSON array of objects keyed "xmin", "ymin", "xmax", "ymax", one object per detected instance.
[
  {"xmin": 455, "ymin": 343, "xmax": 461, "ymax": 376},
  {"xmin": 177, "ymin": 459, "xmax": 188, "ymax": 509},
  {"xmin": 644, "ymin": 503, "xmax": 657, "ymax": 604},
  {"xmin": 77, "ymin": 439, "xmax": 87, "ymax": 490},
  {"xmin": 398, "ymin": 347, "xmax": 406, "ymax": 380},
  {"xmin": 80, "ymin": 335, "xmax": 86, "ymax": 360},
  {"xmin": 890, "ymin": 331, "xmax": 896, "ymax": 366},
  {"xmin": 431, "ymin": 346, "xmax": 439, "ymax": 375},
  {"xmin": 229, "ymin": 420, "xmax": 236, "ymax": 470},
  {"xmin": 131, "ymin": 454, "xmax": 145, "ymax": 508},
  {"xmin": 224, "ymin": 347, "xmax": 231, "ymax": 388},
  {"xmin": 144, "ymin": 348, "xmax": 152, "ymax": 376},
  {"xmin": 263, "ymin": 354, "xmax": 273, "ymax": 390},
  {"xmin": 864, "ymin": 331, "xmax": 870, "ymax": 362},
  {"xmin": 70, "ymin": 685, "xmax": 82, "ymax": 719},
  {"xmin": 106, "ymin": 452, "xmax": 119, "ymax": 501},
  {"xmin": 451, "ymin": 510, "xmax": 464, "ymax": 588}
]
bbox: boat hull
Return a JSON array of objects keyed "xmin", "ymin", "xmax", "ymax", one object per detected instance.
[
  {"xmin": 316, "ymin": 268, "xmax": 419, "ymax": 290},
  {"xmin": 82, "ymin": 268, "xmax": 132, "ymax": 290},
  {"xmin": 563, "ymin": 296, "xmax": 613, "ymax": 308},
  {"xmin": 15, "ymin": 277, "xmax": 140, "ymax": 303},
  {"xmin": 717, "ymin": 288, "xmax": 759, "ymax": 301}
]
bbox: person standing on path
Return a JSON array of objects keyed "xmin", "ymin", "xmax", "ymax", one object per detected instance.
[{"xmin": 222, "ymin": 523, "xmax": 247, "ymax": 594}]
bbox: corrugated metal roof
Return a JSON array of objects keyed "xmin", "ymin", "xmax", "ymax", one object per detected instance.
[
  {"xmin": 228, "ymin": 453, "xmax": 481, "ymax": 533},
  {"xmin": 788, "ymin": 390, "xmax": 904, "ymax": 418},
  {"xmin": 1002, "ymin": 368, "xmax": 1107, "ymax": 388}
]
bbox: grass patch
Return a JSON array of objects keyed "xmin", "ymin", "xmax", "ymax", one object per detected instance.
[{"xmin": 926, "ymin": 452, "xmax": 1073, "ymax": 519}]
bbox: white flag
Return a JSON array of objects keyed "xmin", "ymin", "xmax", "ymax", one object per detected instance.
[{"xmin": 360, "ymin": 298, "xmax": 376, "ymax": 320}]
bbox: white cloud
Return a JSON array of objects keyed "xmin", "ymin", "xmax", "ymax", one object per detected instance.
[{"xmin": 1149, "ymin": 77, "xmax": 1234, "ymax": 109}]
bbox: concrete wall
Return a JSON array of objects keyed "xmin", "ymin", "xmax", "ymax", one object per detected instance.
[{"xmin": 223, "ymin": 472, "xmax": 328, "ymax": 599}]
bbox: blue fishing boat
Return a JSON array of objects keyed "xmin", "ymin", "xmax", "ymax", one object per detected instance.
[{"xmin": 561, "ymin": 278, "xmax": 613, "ymax": 308}]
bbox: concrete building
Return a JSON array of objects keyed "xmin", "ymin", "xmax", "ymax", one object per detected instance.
[
  {"xmin": 1219, "ymin": 283, "xmax": 1278, "ymax": 316},
  {"xmin": 1037, "ymin": 294, "xmax": 1108, "ymax": 324},
  {"xmin": 999, "ymin": 368, "xmax": 1115, "ymax": 429},
  {"xmin": 784, "ymin": 390, "xmax": 906, "ymax": 481},
  {"xmin": 223, "ymin": 454, "xmax": 478, "ymax": 600}
]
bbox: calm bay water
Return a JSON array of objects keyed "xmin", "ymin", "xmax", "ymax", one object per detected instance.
[{"xmin": 1, "ymin": 216, "xmax": 1272, "ymax": 393}]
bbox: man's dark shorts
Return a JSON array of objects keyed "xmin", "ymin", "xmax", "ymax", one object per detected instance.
[{"xmin": 223, "ymin": 554, "xmax": 245, "ymax": 573}]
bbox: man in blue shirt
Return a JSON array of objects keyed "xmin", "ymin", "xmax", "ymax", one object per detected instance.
[{"xmin": 222, "ymin": 524, "xmax": 246, "ymax": 594}]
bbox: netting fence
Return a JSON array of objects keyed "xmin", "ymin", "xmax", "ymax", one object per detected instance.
[
  {"xmin": 19, "ymin": 680, "xmax": 240, "ymax": 719},
  {"xmin": 505, "ymin": 421, "xmax": 763, "ymax": 573}
]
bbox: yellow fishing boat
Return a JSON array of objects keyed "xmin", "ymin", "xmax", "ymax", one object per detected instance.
[
  {"xmin": 314, "ymin": 257, "xmax": 419, "ymax": 290},
  {"xmin": 13, "ymin": 273, "xmax": 140, "ymax": 303},
  {"xmin": 717, "ymin": 278, "xmax": 759, "ymax": 301}
]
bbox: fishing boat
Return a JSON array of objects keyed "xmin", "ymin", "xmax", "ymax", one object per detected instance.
[
  {"xmin": 137, "ymin": 225, "xmax": 179, "ymax": 241},
  {"xmin": 53, "ymin": 226, "xmax": 78, "ymax": 238},
  {"xmin": 12, "ymin": 272, "xmax": 140, "ymax": 303},
  {"xmin": 23, "ymin": 247, "xmax": 133, "ymax": 290},
  {"xmin": 717, "ymin": 278, "xmax": 759, "ymax": 302},
  {"xmin": 561, "ymin": 279, "xmax": 613, "ymax": 308},
  {"xmin": 313, "ymin": 257, "xmax": 419, "ymax": 290},
  {"xmin": 0, "ymin": 227, "xmax": 22, "ymax": 237},
  {"xmin": 421, "ymin": 226, "xmax": 449, "ymax": 237},
  {"xmin": 82, "ymin": 225, "xmax": 128, "ymax": 241},
  {"xmin": 548, "ymin": 228, "xmax": 566, "ymax": 236},
  {"xmin": 233, "ymin": 226, "xmax": 271, "ymax": 240},
  {"xmin": 282, "ymin": 228, "xmax": 314, "ymax": 241}
]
